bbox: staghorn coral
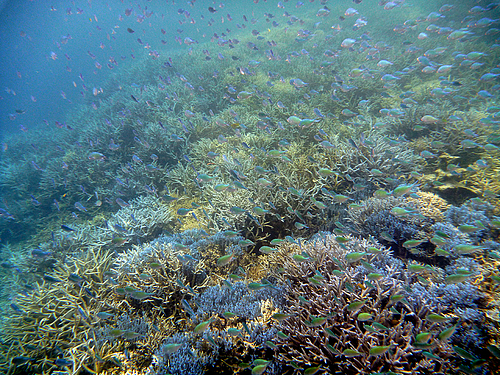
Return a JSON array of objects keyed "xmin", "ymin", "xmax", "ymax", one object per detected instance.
[
  {"xmin": 1, "ymin": 228, "xmax": 264, "ymax": 375},
  {"xmin": 106, "ymin": 195, "xmax": 174, "ymax": 240},
  {"xmin": 345, "ymin": 195, "xmax": 430, "ymax": 245},
  {"xmin": 1, "ymin": 3, "xmax": 500, "ymax": 375},
  {"xmin": 404, "ymin": 280, "xmax": 489, "ymax": 353},
  {"xmin": 162, "ymin": 113, "xmax": 421, "ymax": 245},
  {"xmin": 39, "ymin": 194, "xmax": 175, "ymax": 258},
  {"xmin": 150, "ymin": 284, "xmax": 284, "ymax": 375},
  {"xmin": 193, "ymin": 281, "xmax": 285, "ymax": 321},
  {"xmin": 262, "ymin": 233, "xmax": 467, "ymax": 374},
  {"xmin": 108, "ymin": 230, "xmax": 285, "ymax": 375},
  {"xmin": 407, "ymin": 191, "xmax": 450, "ymax": 222},
  {"xmin": 151, "ymin": 331, "xmax": 216, "ymax": 375},
  {"xmin": 2, "ymin": 246, "xmax": 118, "ymax": 375},
  {"xmin": 322, "ymin": 132, "xmax": 419, "ymax": 190},
  {"xmin": 112, "ymin": 229, "xmax": 245, "ymax": 282}
]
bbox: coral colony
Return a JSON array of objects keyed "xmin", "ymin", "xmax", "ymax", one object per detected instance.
[{"xmin": 1, "ymin": 1, "xmax": 500, "ymax": 375}]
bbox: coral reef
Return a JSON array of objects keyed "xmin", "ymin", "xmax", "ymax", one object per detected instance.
[
  {"xmin": 0, "ymin": 1, "xmax": 499, "ymax": 374},
  {"xmin": 407, "ymin": 191, "xmax": 450, "ymax": 222},
  {"xmin": 263, "ymin": 233, "xmax": 496, "ymax": 373},
  {"xmin": 3, "ymin": 246, "xmax": 118, "ymax": 374}
]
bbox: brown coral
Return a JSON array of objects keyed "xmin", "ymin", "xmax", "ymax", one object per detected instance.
[{"xmin": 263, "ymin": 234, "xmax": 456, "ymax": 374}]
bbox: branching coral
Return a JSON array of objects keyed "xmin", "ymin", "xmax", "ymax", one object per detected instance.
[
  {"xmin": 3, "ymin": 247, "xmax": 118, "ymax": 375},
  {"xmin": 1, "ymin": 228, "xmax": 256, "ymax": 375},
  {"xmin": 345, "ymin": 195, "xmax": 430, "ymax": 243},
  {"xmin": 460, "ymin": 154, "xmax": 500, "ymax": 209},
  {"xmin": 406, "ymin": 191, "xmax": 450, "ymax": 222},
  {"xmin": 107, "ymin": 195, "xmax": 174, "ymax": 240},
  {"xmin": 149, "ymin": 282, "xmax": 284, "ymax": 375},
  {"xmin": 262, "ymin": 233, "xmax": 495, "ymax": 374},
  {"xmin": 1, "ymin": 3, "xmax": 499, "ymax": 375}
]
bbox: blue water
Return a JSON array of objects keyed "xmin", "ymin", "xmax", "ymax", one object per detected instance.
[{"xmin": 0, "ymin": 0, "xmax": 302, "ymax": 139}]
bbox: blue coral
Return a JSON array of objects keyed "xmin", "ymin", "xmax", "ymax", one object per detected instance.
[
  {"xmin": 193, "ymin": 281, "xmax": 285, "ymax": 321},
  {"xmin": 152, "ymin": 332, "xmax": 215, "ymax": 375}
]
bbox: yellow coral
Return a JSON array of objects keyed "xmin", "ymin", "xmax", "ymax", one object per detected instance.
[
  {"xmin": 407, "ymin": 191, "xmax": 450, "ymax": 221},
  {"xmin": 3, "ymin": 247, "xmax": 119, "ymax": 374},
  {"xmin": 169, "ymin": 194, "xmax": 211, "ymax": 232},
  {"xmin": 460, "ymin": 154, "xmax": 500, "ymax": 213},
  {"xmin": 259, "ymin": 298, "xmax": 279, "ymax": 324}
]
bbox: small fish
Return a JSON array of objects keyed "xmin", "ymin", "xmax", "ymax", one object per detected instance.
[
  {"xmin": 74, "ymin": 202, "xmax": 87, "ymax": 212},
  {"xmin": 369, "ymin": 345, "xmax": 391, "ymax": 356},
  {"xmin": 177, "ymin": 208, "xmax": 192, "ymax": 216},
  {"xmin": 130, "ymin": 290, "xmax": 153, "ymax": 300},
  {"xmin": 223, "ymin": 230, "xmax": 239, "ymax": 237},
  {"xmin": 68, "ymin": 273, "xmax": 84, "ymax": 284},
  {"xmin": 11, "ymin": 356, "xmax": 36, "ymax": 365},
  {"xmin": 217, "ymin": 253, "xmax": 234, "ymax": 266},
  {"xmin": 43, "ymin": 275, "xmax": 62, "ymax": 283},
  {"xmin": 438, "ymin": 325, "xmax": 456, "ymax": 341},
  {"xmin": 304, "ymin": 366, "xmax": 322, "ymax": 375},
  {"xmin": 343, "ymin": 349, "xmax": 362, "ymax": 357},
  {"xmin": 318, "ymin": 168, "xmax": 337, "ymax": 177},
  {"xmin": 445, "ymin": 273, "xmax": 472, "ymax": 284},
  {"xmin": 357, "ymin": 313, "xmax": 373, "ymax": 321},
  {"xmin": 272, "ymin": 313, "xmax": 292, "ymax": 322},
  {"xmin": 194, "ymin": 320, "xmax": 211, "ymax": 333},
  {"xmin": 347, "ymin": 300, "xmax": 366, "ymax": 311},
  {"xmin": 248, "ymin": 282, "xmax": 266, "ymax": 291},
  {"xmin": 123, "ymin": 330, "xmax": 142, "ymax": 339},
  {"xmin": 54, "ymin": 358, "xmax": 73, "ymax": 367},
  {"xmin": 426, "ymin": 313, "xmax": 450, "ymax": 323},
  {"xmin": 294, "ymin": 222, "xmax": 308, "ymax": 230},
  {"xmin": 403, "ymin": 239, "xmax": 424, "ymax": 248},
  {"xmin": 333, "ymin": 194, "xmax": 351, "ymax": 203},
  {"xmin": 96, "ymin": 312, "xmax": 114, "ymax": 319}
]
